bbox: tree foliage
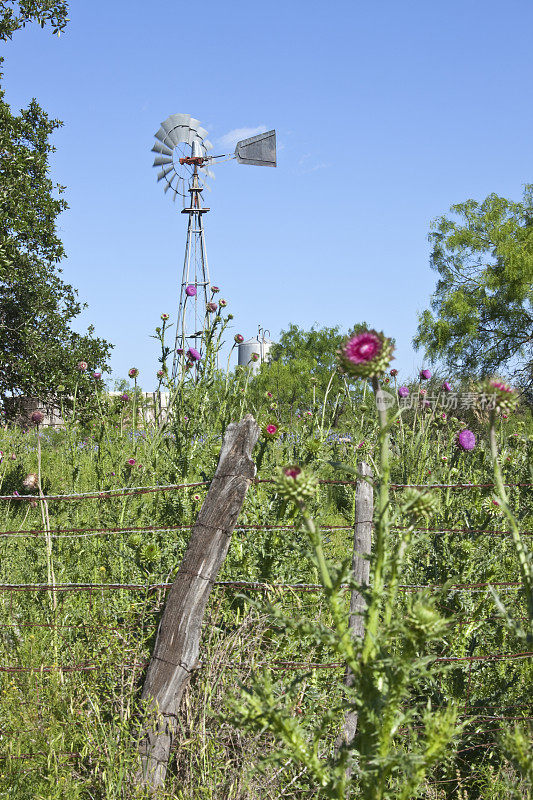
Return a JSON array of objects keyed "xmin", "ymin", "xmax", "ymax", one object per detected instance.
[
  {"xmin": 0, "ymin": 1, "xmax": 112, "ymax": 404},
  {"xmin": 0, "ymin": 0, "xmax": 68, "ymax": 41},
  {"xmin": 415, "ymin": 187, "xmax": 533, "ymax": 388}
]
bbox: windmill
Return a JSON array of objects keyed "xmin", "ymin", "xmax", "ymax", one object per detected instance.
[{"xmin": 152, "ymin": 114, "xmax": 276, "ymax": 380}]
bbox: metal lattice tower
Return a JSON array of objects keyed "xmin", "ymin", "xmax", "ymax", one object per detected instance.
[
  {"xmin": 172, "ymin": 166, "xmax": 211, "ymax": 380},
  {"xmin": 152, "ymin": 114, "xmax": 276, "ymax": 379}
]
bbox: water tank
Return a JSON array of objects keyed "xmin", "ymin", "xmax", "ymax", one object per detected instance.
[{"xmin": 237, "ymin": 336, "xmax": 273, "ymax": 373}]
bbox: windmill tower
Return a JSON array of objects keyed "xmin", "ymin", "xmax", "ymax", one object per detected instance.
[{"xmin": 152, "ymin": 114, "xmax": 276, "ymax": 379}]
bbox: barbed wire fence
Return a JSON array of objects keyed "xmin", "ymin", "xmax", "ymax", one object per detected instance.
[{"xmin": 0, "ymin": 474, "xmax": 531, "ymax": 793}]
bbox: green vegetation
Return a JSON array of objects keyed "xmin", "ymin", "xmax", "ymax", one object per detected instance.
[{"xmin": 0, "ymin": 322, "xmax": 531, "ymax": 798}]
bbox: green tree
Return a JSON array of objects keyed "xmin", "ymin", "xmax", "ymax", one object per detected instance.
[
  {"xmin": 0, "ymin": 1, "xmax": 112, "ymax": 404},
  {"xmin": 0, "ymin": 1, "xmax": 68, "ymax": 41},
  {"xmin": 414, "ymin": 187, "xmax": 533, "ymax": 388}
]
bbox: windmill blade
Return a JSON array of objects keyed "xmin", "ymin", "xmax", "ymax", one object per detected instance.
[
  {"xmin": 168, "ymin": 113, "xmax": 191, "ymax": 128},
  {"xmin": 154, "ymin": 126, "xmax": 178, "ymax": 147},
  {"xmin": 188, "ymin": 117, "xmax": 201, "ymax": 132},
  {"xmin": 160, "ymin": 119, "xmax": 180, "ymax": 147},
  {"xmin": 196, "ymin": 126, "xmax": 209, "ymax": 140},
  {"xmin": 235, "ymin": 129, "xmax": 276, "ymax": 167},
  {"xmin": 152, "ymin": 155, "xmax": 173, "ymax": 167},
  {"xmin": 203, "ymin": 139, "xmax": 213, "ymax": 151},
  {"xmin": 157, "ymin": 164, "xmax": 175, "ymax": 182},
  {"xmin": 152, "ymin": 142, "xmax": 174, "ymax": 156}
]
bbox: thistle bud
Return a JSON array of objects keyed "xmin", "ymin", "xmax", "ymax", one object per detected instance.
[{"xmin": 273, "ymin": 465, "xmax": 317, "ymax": 504}]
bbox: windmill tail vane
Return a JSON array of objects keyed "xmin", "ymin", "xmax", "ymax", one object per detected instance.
[{"xmin": 152, "ymin": 115, "xmax": 276, "ymax": 380}]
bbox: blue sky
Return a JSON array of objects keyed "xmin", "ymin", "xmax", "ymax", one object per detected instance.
[{"xmin": 2, "ymin": 0, "xmax": 532, "ymax": 389}]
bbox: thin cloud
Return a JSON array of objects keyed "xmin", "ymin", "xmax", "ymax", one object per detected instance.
[{"xmin": 217, "ymin": 125, "xmax": 267, "ymax": 149}]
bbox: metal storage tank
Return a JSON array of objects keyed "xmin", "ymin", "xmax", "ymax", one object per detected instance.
[{"xmin": 237, "ymin": 328, "xmax": 273, "ymax": 374}]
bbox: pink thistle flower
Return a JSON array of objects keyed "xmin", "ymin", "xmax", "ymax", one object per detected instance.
[
  {"xmin": 157, "ymin": 370, "xmax": 164, "ymax": 378},
  {"xmin": 120, "ymin": 393, "xmax": 129, "ymax": 402},
  {"xmin": 266, "ymin": 391, "xmax": 273, "ymax": 398},
  {"xmin": 234, "ymin": 334, "xmax": 244, "ymax": 344},
  {"xmin": 31, "ymin": 410, "xmax": 44, "ymax": 425},
  {"xmin": 284, "ymin": 466, "xmax": 301, "ymax": 479},
  {"xmin": 419, "ymin": 388, "xmax": 427, "ymax": 396},
  {"xmin": 77, "ymin": 361, "xmax": 88, "ymax": 372},
  {"xmin": 219, "ymin": 299, "xmax": 227, "ymax": 308},
  {"xmin": 457, "ymin": 429, "xmax": 476, "ymax": 451},
  {"xmin": 185, "ymin": 285, "xmax": 197, "ymax": 297},
  {"xmin": 128, "ymin": 368, "xmax": 139, "ymax": 379},
  {"xmin": 126, "ymin": 458, "xmax": 136, "ymax": 466},
  {"xmin": 211, "ymin": 286, "xmax": 220, "ymax": 293},
  {"xmin": 206, "ymin": 302, "xmax": 217, "ymax": 313},
  {"xmin": 160, "ymin": 313, "xmax": 169, "ymax": 321},
  {"xmin": 420, "ymin": 369, "xmax": 432, "ymax": 380},
  {"xmin": 266, "ymin": 424, "xmax": 278, "ymax": 435},
  {"xmin": 177, "ymin": 348, "xmax": 184, "ymax": 355},
  {"xmin": 93, "ymin": 371, "xmax": 102, "ymax": 380},
  {"xmin": 442, "ymin": 381, "xmax": 452, "ymax": 392},
  {"xmin": 398, "ymin": 386, "xmax": 409, "ymax": 398},
  {"xmin": 187, "ymin": 348, "xmax": 201, "ymax": 361},
  {"xmin": 250, "ymin": 353, "xmax": 259, "ymax": 362},
  {"xmin": 338, "ymin": 329, "xmax": 394, "ymax": 379},
  {"xmin": 390, "ymin": 369, "xmax": 398, "ymax": 377}
]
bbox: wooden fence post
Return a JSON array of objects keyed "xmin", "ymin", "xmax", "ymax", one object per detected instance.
[
  {"xmin": 134, "ymin": 414, "xmax": 260, "ymax": 794},
  {"xmin": 335, "ymin": 461, "xmax": 373, "ymax": 753}
]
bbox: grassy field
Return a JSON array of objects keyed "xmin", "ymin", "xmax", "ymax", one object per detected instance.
[{"xmin": 0, "ymin": 360, "xmax": 531, "ymax": 800}]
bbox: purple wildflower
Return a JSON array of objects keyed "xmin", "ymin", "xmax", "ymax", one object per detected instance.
[
  {"xmin": 420, "ymin": 369, "xmax": 432, "ymax": 380},
  {"xmin": 442, "ymin": 381, "xmax": 452, "ymax": 392},
  {"xmin": 398, "ymin": 386, "xmax": 409, "ymax": 398},
  {"xmin": 187, "ymin": 348, "xmax": 201, "ymax": 362},
  {"xmin": 185, "ymin": 285, "xmax": 197, "ymax": 297},
  {"xmin": 457, "ymin": 429, "xmax": 476, "ymax": 451}
]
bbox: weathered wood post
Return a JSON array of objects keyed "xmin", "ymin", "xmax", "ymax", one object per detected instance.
[
  {"xmin": 335, "ymin": 461, "xmax": 373, "ymax": 752},
  {"xmin": 134, "ymin": 414, "xmax": 260, "ymax": 794}
]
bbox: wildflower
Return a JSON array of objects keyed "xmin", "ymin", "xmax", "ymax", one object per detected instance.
[
  {"xmin": 234, "ymin": 334, "xmax": 244, "ymax": 344},
  {"xmin": 390, "ymin": 369, "xmax": 398, "ymax": 377},
  {"xmin": 126, "ymin": 458, "xmax": 136, "ymax": 466},
  {"xmin": 187, "ymin": 348, "xmax": 201, "ymax": 361},
  {"xmin": 31, "ymin": 410, "xmax": 44, "ymax": 425},
  {"xmin": 383, "ymin": 377, "xmax": 391, "ymax": 385},
  {"xmin": 211, "ymin": 285, "xmax": 220, "ymax": 293},
  {"xmin": 185, "ymin": 285, "xmax": 197, "ymax": 297},
  {"xmin": 120, "ymin": 393, "xmax": 129, "ymax": 402},
  {"xmin": 480, "ymin": 378, "xmax": 519, "ymax": 414},
  {"xmin": 77, "ymin": 361, "xmax": 88, "ymax": 372},
  {"xmin": 93, "ymin": 371, "xmax": 102, "ymax": 380},
  {"xmin": 419, "ymin": 388, "xmax": 427, "ymax": 396},
  {"xmin": 157, "ymin": 370, "xmax": 164, "ymax": 378},
  {"xmin": 250, "ymin": 353, "xmax": 259, "ymax": 362},
  {"xmin": 22, "ymin": 473, "xmax": 39, "ymax": 491},
  {"xmin": 160, "ymin": 313, "xmax": 169, "ymax": 321},
  {"xmin": 337, "ymin": 329, "xmax": 394, "ymax": 379},
  {"xmin": 274, "ymin": 465, "xmax": 317, "ymax": 504},
  {"xmin": 420, "ymin": 369, "xmax": 432, "ymax": 380},
  {"xmin": 398, "ymin": 386, "xmax": 409, "ymax": 398},
  {"xmin": 442, "ymin": 381, "xmax": 452, "ymax": 392},
  {"xmin": 265, "ymin": 391, "xmax": 273, "ymax": 399},
  {"xmin": 262, "ymin": 421, "xmax": 281, "ymax": 439},
  {"xmin": 457, "ymin": 429, "xmax": 476, "ymax": 451},
  {"xmin": 176, "ymin": 348, "xmax": 184, "ymax": 356},
  {"xmin": 441, "ymin": 455, "xmax": 448, "ymax": 461},
  {"xmin": 306, "ymin": 411, "xmax": 312, "ymax": 416},
  {"xmin": 193, "ymin": 494, "xmax": 201, "ymax": 501},
  {"xmin": 422, "ymin": 400, "xmax": 430, "ymax": 408},
  {"xmin": 128, "ymin": 368, "xmax": 139, "ymax": 379},
  {"xmin": 219, "ymin": 299, "xmax": 227, "ymax": 308},
  {"xmin": 206, "ymin": 302, "xmax": 217, "ymax": 313}
]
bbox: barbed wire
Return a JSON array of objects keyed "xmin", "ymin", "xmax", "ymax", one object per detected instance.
[
  {"xmin": 0, "ymin": 579, "xmax": 524, "ymax": 593},
  {"xmin": 0, "ymin": 479, "xmax": 531, "ymax": 503},
  {"xmin": 0, "ymin": 522, "xmax": 530, "ymax": 539}
]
